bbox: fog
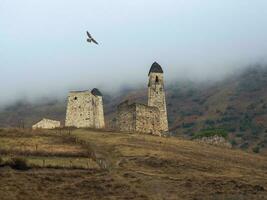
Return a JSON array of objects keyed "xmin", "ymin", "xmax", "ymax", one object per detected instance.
[{"xmin": 1, "ymin": 0, "xmax": 267, "ymax": 107}]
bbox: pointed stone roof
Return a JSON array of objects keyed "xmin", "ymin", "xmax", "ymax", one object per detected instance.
[
  {"xmin": 148, "ymin": 62, "xmax": 164, "ymax": 75},
  {"xmin": 91, "ymin": 88, "xmax": 103, "ymax": 96}
]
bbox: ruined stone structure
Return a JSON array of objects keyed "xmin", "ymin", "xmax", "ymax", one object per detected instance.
[
  {"xmin": 117, "ymin": 101, "xmax": 161, "ymax": 134},
  {"xmin": 65, "ymin": 88, "xmax": 105, "ymax": 129},
  {"xmin": 117, "ymin": 62, "xmax": 168, "ymax": 134},
  {"xmin": 32, "ymin": 118, "xmax": 61, "ymax": 129}
]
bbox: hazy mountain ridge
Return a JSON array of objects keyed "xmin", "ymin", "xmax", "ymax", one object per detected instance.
[{"xmin": 1, "ymin": 66, "xmax": 267, "ymax": 154}]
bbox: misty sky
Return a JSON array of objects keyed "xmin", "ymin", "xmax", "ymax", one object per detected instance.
[{"xmin": 1, "ymin": 0, "xmax": 267, "ymax": 106}]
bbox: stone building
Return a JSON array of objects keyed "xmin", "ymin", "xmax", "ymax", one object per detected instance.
[
  {"xmin": 117, "ymin": 62, "xmax": 168, "ymax": 134},
  {"xmin": 65, "ymin": 88, "xmax": 105, "ymax": 129},
  {"xmin": 32, "ymin": 118, "xmax": 61, "ymax": 129},
  {"xmin": 117, "ymin": 100, "xmax": 161, "ymax": 134}
]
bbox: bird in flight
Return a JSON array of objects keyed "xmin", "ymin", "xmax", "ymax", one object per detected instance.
[{"xmin": 86, "ymin": 31, "xmax": 99, "ymax": 45}]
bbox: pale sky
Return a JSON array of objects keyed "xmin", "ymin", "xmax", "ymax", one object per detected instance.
[{"xmin": 1, "ymin": 0, "xmax": 267, "ymax": 106}]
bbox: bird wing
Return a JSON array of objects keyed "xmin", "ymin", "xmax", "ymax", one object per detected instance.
[
  {"xmin": 91, "ymin": 38, "xmax": 99, "ymax": 45},
  {"xmin": 86, "ymin": 31, "xmax": 92, "ymax": 38}
]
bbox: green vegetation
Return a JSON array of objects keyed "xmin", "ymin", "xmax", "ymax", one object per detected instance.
[
  {"xmin": 0, "ymin": 156, "xmax": 3, "ymax": 165},
  {"xmin": 182, "ymin": 122, "xmax": 195, "ymax": 128},
  {"xmin": 252, "ymin": 146, "xmax": 260, "ymax": 154},
  {"xmin": 8, "ymin": 157, "xmax": 29, "ymax": 170},
  {"xmin": 193, "ymin": 128, "xmax": 228, "ymax": 139},
  {"xmin": 241, "ymin": 142, "xmax": 249, "ymax": 150},
  {"xmin": 231, "ymin": 140, "xmax": 237, "ymax": 146}
]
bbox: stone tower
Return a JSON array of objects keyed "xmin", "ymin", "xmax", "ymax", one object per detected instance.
[
  {"xmin": 148, "ymin": 62, "xmax": 168, "ymax": 132},
  {"xmin": 65, "ymin": 88, "xmax": 105, "ymax": 129}
]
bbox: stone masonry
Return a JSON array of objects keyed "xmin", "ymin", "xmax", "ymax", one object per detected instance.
[
  {"xmin": 65, "ymin": 88, "xmax": 105, "ymax": 129},
  {"xmin": 117, "ymin": 100, "xmax": 161, "ymax": 134},
  {"xmin": 148, "ymin": 62, "xmax": 168, "ymax": 132},
  {"xmin": 32, "ymin": 118, "xmax": 61, "ymax": 129},
  {"xmin": 117, "ymin": 62, "xmax": 168, "ymax": 134}
]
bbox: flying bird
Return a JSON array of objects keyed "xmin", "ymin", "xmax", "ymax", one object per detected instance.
[{"xmin": 86, "ymin": 31, "xmax": 99, "ymax": 45}]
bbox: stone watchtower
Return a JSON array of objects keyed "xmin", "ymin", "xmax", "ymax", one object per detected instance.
[
  {"xmin": 148, "ymin": 62, "xmax": 168, "ymax": 132},
  {"xmin": 65, "ymin": 88, "xmax": 105, "ymax": 129}
]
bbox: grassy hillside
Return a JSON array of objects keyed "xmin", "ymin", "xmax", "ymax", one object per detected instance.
[
  {"xmin": 166, "ymin": 66, "xmax": 267, "ymax": 154},
  {"xmin": 0, "ymin": 66, "xmax": 267, "ymax": 153},
  {"xmin": 0, "ymin": 128, "xmax": 266, "ymax": 200}
]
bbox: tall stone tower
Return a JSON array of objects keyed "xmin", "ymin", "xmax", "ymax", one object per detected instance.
[{"xmin": 148, "ymin": 62, "xmax": 168, "ymax": 132}]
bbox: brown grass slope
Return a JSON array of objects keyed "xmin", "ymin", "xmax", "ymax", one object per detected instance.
[{"xmin": 0, "ymin": 128, "xmax": 267, "ymax": 200}]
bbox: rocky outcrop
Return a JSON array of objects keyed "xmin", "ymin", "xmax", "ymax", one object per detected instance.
[{"xmin": 194, "ymin": 135, "xmax": 232, "ymax": 148}]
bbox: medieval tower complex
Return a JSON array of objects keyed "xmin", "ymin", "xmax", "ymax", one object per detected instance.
[
  {"xmin": 117, "ymin": 62, "xmax": 168, "ymax": 134},
  {"xmin": 65, "ymin": 88, "xmax": 105, "ymax": 129},
  {"xmin": 148, "ymin": 62, "xmax": 168, "ymax": 132}
]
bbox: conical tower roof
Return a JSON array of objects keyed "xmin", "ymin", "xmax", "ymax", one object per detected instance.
[{"xmin": 148, "ymin": 62, "xmax": 163, "ymax": 75}]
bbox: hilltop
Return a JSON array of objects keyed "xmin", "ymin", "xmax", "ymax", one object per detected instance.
[
  {"xmin": 0, "ymin": 128, "xmax": 266, "ymax": 200},
  {"xmin": 0, "ymin": 66, "xmax": 267, "ymax": 154}
]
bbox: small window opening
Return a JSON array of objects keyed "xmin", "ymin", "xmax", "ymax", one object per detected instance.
[
  {"xmin": 74, "ymin": 97, "xmax": 78, "ymax": 100},
  {"xmin": 155, "ymin": 76, "xmax": 159, "ymax": 83}
]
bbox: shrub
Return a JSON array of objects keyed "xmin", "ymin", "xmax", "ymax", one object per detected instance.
[
  {"xmin": 9, "ymin": 157, "xmax": 30, "ymax": 170},
  {"xmin": 240, "ymin": 142, "xmax": 249, "ymax": 150},
  {"xmin": 182, "ymin": 122, "xmax": 195, "ymax": 128},
  {"xmin": 231, "ymin": 140, "xmax": 237, "ymax": 146},
  {"xmin": 193, "ymin": 128, "xmax": 228, "ymax": 139},
  {"xmin": 252, "ymin": 146, "xmax": 260, "ymax": 153},
  {"xmin": 205, "ymin": 120, "xmax": 215, "ymax": 126},
  {"xmin": 236, "ymin": 133, "xmax": 243, "ymax": 137}
]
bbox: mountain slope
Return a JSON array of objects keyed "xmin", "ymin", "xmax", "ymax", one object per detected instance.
[{"xmin": 1, "ymin": 66, "xmax": 267, "ymax": 153}]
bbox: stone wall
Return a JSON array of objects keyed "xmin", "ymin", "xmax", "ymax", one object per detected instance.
[
  {"xmin": 117, "ymin": 101, "xmax": 161, "ymax": 134},
  {"xmin": 93, "ymin": 96, "xmax": 105, "ymax": 129},
  {"xmin": 65, "ymin": 91, "xmax": 105, "ymax": 128},
  {"xmin": 116, "ymin": 101, "xmax": 136, "ymax": 132},
  {"xmin": 135, "ymin": 104, "xmax": 161, "ymax": 135},
  {"xmin": 32, "ymin": 118, "xmax": 60, "ymax": 129},
  {"xmin": 148, "ymin": 72, "xmax": 168, "ymax": 132}
]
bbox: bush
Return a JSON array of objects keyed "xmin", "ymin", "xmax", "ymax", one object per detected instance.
[
  {"xmin": 231, "ymin": 140, "xmax": 237, "ymax": 146},
  {"xmin": 252, "ymin": 146, "xmax": 260, "ymax": 153},
  {"xmin": 205, "ymin": 120, "xmax": 215, "ymax": 126},
  {"xmin": 236, "ymin": 133, "xmax": 243, "ymax": 137},
  {"xmin": 193, "ymin": 128, "xmax": 228, "ymax": 139},
  {"xmin": 240, "ymin": 142, "xmax": 249, "ymax": 150},
  {"xmin": 182, "ymin": 122, "xmax": 195, "ymax": 128},
  {"xmin": 9, "ymin": 157, "xmax": 30, "ymax": 170}
]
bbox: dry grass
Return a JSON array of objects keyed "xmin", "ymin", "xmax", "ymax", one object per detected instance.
[
  {"xmin": 0, "ymin": 128, "xmax": 267, "ymax": 199},
  {"xmin": 0, "ymin": 129, "xmax": 98, "ymax": 169}
]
